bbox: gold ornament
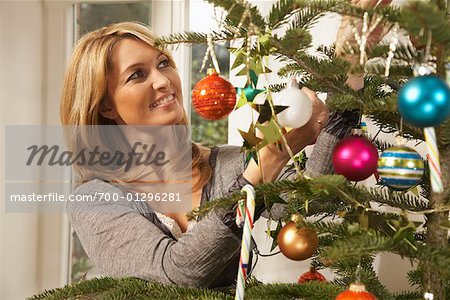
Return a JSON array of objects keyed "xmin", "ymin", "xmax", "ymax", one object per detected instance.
[{"xmin": 277, "ymin": 214, "xmax": 318, "ymax": 261}]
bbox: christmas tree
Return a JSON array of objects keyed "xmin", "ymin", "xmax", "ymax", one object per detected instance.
[{"xmin": 33, "ymin": 0, "xmax": 450, "ymax": 299}]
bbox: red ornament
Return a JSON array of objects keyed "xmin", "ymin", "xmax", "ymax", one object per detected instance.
[
  {"xmin": 335, "ymin": 283, "xmax": 377, "ymax": 300},
  {"xmin": 332, "ymin": 129, "xmax": 378, "ymax": 182},
  {"xmin": 297, "ymin": 267, "xmax": 326, "ymax": 284},
  {"xmin": 192, "ymin": 68, "xmax": 236, "ymax": 120}
]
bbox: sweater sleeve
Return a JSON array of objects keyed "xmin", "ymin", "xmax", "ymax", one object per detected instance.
[{"xmin": 67, "ymin": 180, "xmax": 241, "ymax": 288}]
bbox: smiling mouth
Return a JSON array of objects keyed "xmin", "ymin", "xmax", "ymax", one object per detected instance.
[{"xmin": 150, "ymin": 94, "xmax": 175, "ymax": 109}]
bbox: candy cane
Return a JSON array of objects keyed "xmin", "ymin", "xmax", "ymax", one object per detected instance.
[
  {"xmin": 235, "ymin": 184, "xmax": 255, "ymax": 300},
  {"xmin": 236, "ymin": 199, "xmax": 245, "ymax": 227},
  {"xmin": 424, "ymin": 127, "xmax": 443, "ymax": 193}
]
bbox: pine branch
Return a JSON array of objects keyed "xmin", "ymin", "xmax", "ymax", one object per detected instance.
[
  {"xmin": 365, "ymin": 63, "xmax": 413, "ymax": 79},
  {"xmin": 269, "ymin": 0, "xmax": 341, "ymax": 30},
  {"xmin": 331, "ymin": 260, "xmax": 393, "ymax": 299},
  {"xmin": 271, "ymin": 38, "xmax": 354, "ymax": 94},
  {"xmin": 398, "ymin": 1, "xmax": 450, "ymax": 48},
  {"xmin": 246, "ymin": 281, "xmax": 343, "ymax": 300},
  {"xmin": 29, "ymin": 277, "xmax": 232, "ymax": 300},
  {"xmin": 372, "ymin": 138, "xmax": 395, "ymax": 152},
  {"xmin": 439, "ymin": 118, "xmax": 450, "ymax": 149},
  {"xmin": 316, "ymin": 44, "xmax": 336, "ymax": 59},
  {"xmin": 330, "ymin": 1, "xmax": 401, "ymax": 23},
  {"xmin": 268, "ymin": 0, "xmax": 299, "ymax": 28},
  {"xmin": 277, "ymin": 62, "xmax": 309, "ymax": 78},
  {"xmin": 188, "ymin": 175, "xmax": 350, "ymax": 219},
  {"xmin": 414, "ymin": 245, "xmax": 450, "ymax": 277},
  {"xmin": 326, "ymin": 93, "xmax": 361, "ymax": 111},
  {"xmin": 274, "ymin": 28, "xmax": 312, "ymax": 55},
  {"xmin": 321, "ymin": 225, "xmax": 450, "ymax": 279},
  {"xmin": 408, "ymin": 268, "xmax": 423, "ymax": 288},
  {"xmin": 392, "ymin": 42, "xmax": 419, "ymax": 63},
  {"xmin": 394, "ymin": 291, "xmax": 423, "ymax": 300},
  {"xmin": 366, "ymin": 113, "xmax": 425, "ymax": 141},
  {"xmin": 363, "ymin": 187, "xmax": 430, "ymax": 212},
  {"xmin": 155, "ymin": 30, "xmax": 235, "ymax": 46},
  {"xmin": 364, "ymin": 95, "xmax": 398, "ymax": 114},
  {"xmin": 321, "ymin": 231, "xmax": 400, "ymax": 262},
  {"xmin": 302, "ymin": 201, "xmax": 348, "ymax": 218},
  {"xmin": 289, "ymin": 0, "xmax": 339, "ymax": 30},
  {"xmin": 303, "ymin": 220, "xmax": 364, "ymax": 237},
  {"xmin": 206, "ymin": 0, "xmax": 266, "ymax": 29},
  {"xmin": 187, "ymin": 189, "xmax": 243, "ymax": 220},
  {"xmin": 29, "ymin": 276, "xmax": 352, "ymax": 300},
  {"xmin": 28, "ymin": 277, "xmax": 120, "ymax": 300},
  {"xmin": 431, "ymin": 0, "xmax": 449, "ymax": 11},
  {"xmin": 269, "ymin": 82, "xmax": 287, "ymax": 93}
]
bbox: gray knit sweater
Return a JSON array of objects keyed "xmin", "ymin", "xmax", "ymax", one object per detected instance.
[{"xmin": 67, "ymin": 130, "xmax": 346, "ymax": 288}]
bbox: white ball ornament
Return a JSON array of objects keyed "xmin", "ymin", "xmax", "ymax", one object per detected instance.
[{"xmin": 275, "ymin": 78, "xmax": 313, "ymax": 128}]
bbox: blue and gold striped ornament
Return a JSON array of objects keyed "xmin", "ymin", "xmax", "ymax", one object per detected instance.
[{"xmin": 377, "ymin": 146, "xmax": 424, "ymax": 190}]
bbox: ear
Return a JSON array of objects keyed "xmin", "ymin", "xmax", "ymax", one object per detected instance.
[{"xmin": 99, "ymin": 100, "xmax": 118, "ymax": 120}]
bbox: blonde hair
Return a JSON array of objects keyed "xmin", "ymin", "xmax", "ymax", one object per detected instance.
[{"xmin": 60, "ymin": 22, "xmax": 211, "ymax": 192}]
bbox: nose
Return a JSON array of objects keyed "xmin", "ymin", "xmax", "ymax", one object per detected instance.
[{"xmin": 151, "ymin": 70, "xmax": 171, "ymax": 91}]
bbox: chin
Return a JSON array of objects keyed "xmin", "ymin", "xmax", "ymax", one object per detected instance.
[{"xmin": 159, "ymin": 112, "xmax": 185, "ymax": 126}]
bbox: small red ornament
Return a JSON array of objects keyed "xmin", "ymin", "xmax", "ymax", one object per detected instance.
[
  {"xmin": 335, "ymin": 283, "xmax": 377, "ymax": 300},
  {"xmin": 297, "ymin": 267, "xmax": 326, "ymax": 284},
  {"xmin": 192, "ymin": 68, "xmax": 237, "ymax": 120},
  {"xmin": 332, "ymin": 129, "xmax": 379, "ymax": 182}
]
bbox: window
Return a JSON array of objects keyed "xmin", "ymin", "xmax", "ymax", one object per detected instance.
[
  {"xmin": 75, "ymin": 2, "xmax": 151, "ymax": 37},
  {"xmin": 190, "ymin": 43, "xmax": 230, "ymax": 145},
  {"xmin": 68, "ymin": 0, "xmax": 231, "ymax": 283},
  {"xmin": 189, "ymin": 1, "xmax": 230, "ymax": 145},
  {"xmin": 70, "ymin": 1, "xmax": 152, "ymax": 283}
]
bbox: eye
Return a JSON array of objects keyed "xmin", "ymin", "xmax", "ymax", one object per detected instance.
[
  {"xmin": 127, "ymin": 69, "xmax": 147, "ymax": 82},
  {"xmin": 158, "ymin": 58, "xmax": 170, "ymax": 69}
]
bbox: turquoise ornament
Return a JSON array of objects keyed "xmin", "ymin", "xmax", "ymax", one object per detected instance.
[
  {"xmin": 377, "ymin": 146, "xmax": 424, "ymax": 190},
  {"xmin": 397, "ymin": 75, "xmax": 450, "ymax": 127}
]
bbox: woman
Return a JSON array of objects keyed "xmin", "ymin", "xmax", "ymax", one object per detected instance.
[{"xmin": 61, "ymin": 20, "xmax": 366, "ymax": 288}]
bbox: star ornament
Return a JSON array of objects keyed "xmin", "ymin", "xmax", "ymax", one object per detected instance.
[
  {"xmin": 269, "ymin": 220, "xmax": 283, "ymax": 251},
  {"xmin": 238, "ymin": 124, "xmax": 263, "ymax": 148},
  {"xmin": 236, "ymin": 85, "xmax": 265, "ymax": 102},
  {"xmin": 251, "ymin": 100, "xmax": 288, "ymax": 124},
  {"xmin": 256, "ymin": 118, "xmax": 283, "ymax": 148}
]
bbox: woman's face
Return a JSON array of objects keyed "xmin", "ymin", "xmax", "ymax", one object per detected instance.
[{"xmin": 106, "ymin": 38, "xmax": 184, "ymax": 125}]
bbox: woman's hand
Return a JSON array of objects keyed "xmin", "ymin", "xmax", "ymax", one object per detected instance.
[
  {"xmin": 284, "ymin": 87, "xmax": 330, "ymax": 153},
  {"xmin": 243, "ymin": 87, "xmax": 329, "ymax": 185}
]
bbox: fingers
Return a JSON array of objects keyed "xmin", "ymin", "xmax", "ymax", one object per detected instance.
[
  {"xmin": 356, "ymin": 0, "xmax": 390, "ymax": 8},
  {"xmin": 301, "ymin": 87, "xmax": 321, "ymax": 104},
  {"xmin": 301, "ymin": 86, "xmax": 329, "ymax": 127},
  {"xmin": 301, "ymin": 87, "xmax": 325, "ymax": 111},
  {"xmin": 352, "ymin": 0, "xmax": 392, "ymax": 8},
  {"xmin": 379, "ymin": 0, "xmax": 392, "ymax": 6}
]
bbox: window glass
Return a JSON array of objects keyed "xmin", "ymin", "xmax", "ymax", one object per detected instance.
[
  {"xmin": 189, "ymin": 1, "xmax": 230, "ymax": 145},
  {"xmin": 76, "ymin": 2, "xmax": 151, "ymax": 37},
  {"xmin": 70, "ymin": 1, "xmax": 151, "ymax": 283},
  {"xmin": 190, "ymin": 43, "xmax": 230, "ymax": 145}
]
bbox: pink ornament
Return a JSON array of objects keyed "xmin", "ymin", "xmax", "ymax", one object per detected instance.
[{"xmin": 332, "ymin": 134, "xmax": 379, "ymax": 182}]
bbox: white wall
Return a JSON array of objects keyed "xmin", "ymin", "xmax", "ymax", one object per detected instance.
[
  {"xmin": 0, "ymin": 1, "xmax": 71, "ymax": 299},
  {"xmin": 1, "ymin": 1, "xmax": 44, "ymax": 299}
]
